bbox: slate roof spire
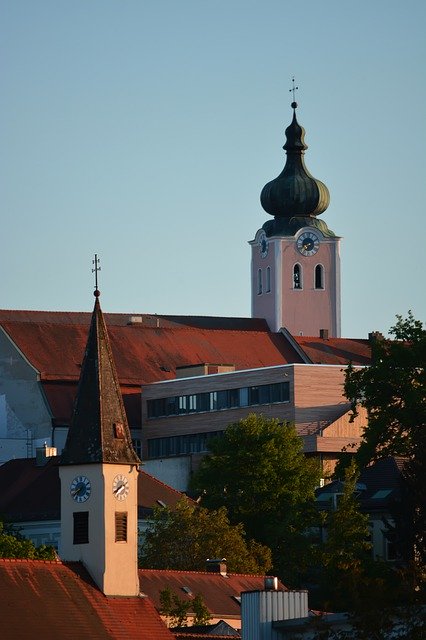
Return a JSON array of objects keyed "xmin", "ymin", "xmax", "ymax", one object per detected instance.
[
  {"xmin": 60, "ymin": 289, "xmax": 141, "ymax": 465},
  {"xmin": 260, "ymin": 100, "xmax": 330, "ymax": 219}
]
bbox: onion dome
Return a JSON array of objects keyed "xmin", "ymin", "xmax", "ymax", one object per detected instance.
[{"xmin": 260, "ymin": 103, "xmax": 330, "ymax": 219}]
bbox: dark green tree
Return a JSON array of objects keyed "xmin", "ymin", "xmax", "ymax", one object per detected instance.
[
  {"xmin": 342, "ymin": 312, "xmax": 426, "ymax": 573},
  {"xmin": 139, "ymin": 498, "xmax": 272, "ymax": 574},
  {"xmin": 0, "ymin": 520, "xmax": 56, "ymax": 560},
  {"xmin": 190, "ymin": 414, "xmax": 321, "ymax": 586},
  {"xmin": 159, "ymin": 587, "xmax": 212, "ymax": 628}
]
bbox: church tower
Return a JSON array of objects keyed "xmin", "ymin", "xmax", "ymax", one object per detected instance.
[
  {"xmin": 59, "ymin": 287, "xmax": 141, "ymax": 596},
  {"xmin": 250, "ymin": 99, "xmax": 341, "ymax": 337}
]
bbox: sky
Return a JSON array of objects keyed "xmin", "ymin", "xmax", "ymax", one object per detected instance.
[{"xmin": 1, "ymin": 0, "xmax": 425, "ymax": 338}]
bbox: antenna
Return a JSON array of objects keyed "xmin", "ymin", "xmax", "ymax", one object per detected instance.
[{"xmin": 92, "ymin": 254, "xmax": 101, "ymax": 297}]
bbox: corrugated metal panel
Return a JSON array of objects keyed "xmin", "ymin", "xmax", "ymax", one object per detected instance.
[{"xmin": 242, "ymin": 590, "xmax": 308, "ymax": 640}]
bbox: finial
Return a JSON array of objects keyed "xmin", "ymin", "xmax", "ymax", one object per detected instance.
[
  {"xmin": 289, "ymin": 77, "xmax": 298, "ymax": 110},
  {"xmin": 92, "ymin": 254, "xmax": 101, "ymax": 297}
]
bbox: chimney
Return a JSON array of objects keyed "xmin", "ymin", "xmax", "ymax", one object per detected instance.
[
  {"xmin": 206, "ymin": 558, "xmax": 227, "ymax": 576},
  {"xmin": 368, "ymin": 331, "xmax": 384, "ymax": 344},
  {"xmin": 36, "ymin": 443, "xmax": 57, "ymax": 466},
  {"xmin": 319, "ymin": 328, "xmax": 329, "ymax": 340}
]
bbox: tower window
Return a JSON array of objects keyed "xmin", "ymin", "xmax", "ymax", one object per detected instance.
[
  {"xmin": 315, "ymin": 264, "xmax": 324, "ymax": 289},
  {"xmin": 115, "ymin": 512, "xmax": 128, "ymax": 542},
  {"xmin": 266, "ymin": 266, "xmax": 271, "ymax": 293},
  {"xmin": 257, "ymin": 269, "xmax": 262, "ymax": 295},
  {"xmin": 293, "ymin": 264, "xmax": 302, "ymax": 289},
  {"xmin": 73, "ymin": 511, "xmax": 89, "ymax": 545}
]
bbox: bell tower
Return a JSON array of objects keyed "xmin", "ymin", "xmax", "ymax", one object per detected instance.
[
  {"xmin": 250, "ymin": 98, "xmax": 341, "ymax": 337},
  {"xmin": 59, "ymin": 284, "xmax": 141, "ymax": 596}
]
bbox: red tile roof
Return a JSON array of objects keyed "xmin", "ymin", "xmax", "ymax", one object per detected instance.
[
  {"xmin": 0, "ymin": 458, "xmax": 192, "ymax": 523},
  {"xmin": 0, "ymin": 558, "xmax": 174, "ymax": 640},
  {"xmin": 0, "ymin": 310, "xmax": 370, "ymax": 429},
  {"xmin": 139, "ymin": 569, "xmax": 286, "ymax": 619},
  {"xmin": 294, "ymin": 336, "xmax": 371, "ymax": 366}
]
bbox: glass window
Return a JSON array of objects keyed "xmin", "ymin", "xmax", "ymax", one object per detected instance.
[
  {"xmin": 178, "ymin": 396, "xmax": 187, "ymax": 414},
  {"xmin": 315, "ymin": 264, "xmax": 324, "ymax": 289},
  {"xmin": 266, "ymin": 266, "xmax": 271, "ymax": 293},
  {"xmin": 293, "ymin": 264, "xmax": 302, "ymax": 289},
  {"xmin": 210, "ymin": 391, "xmax": 217, "ymax": 411},
  {"xmin": 239, "ymin": 387, "xmax": 249, "ymax": 407},
  {"xmin": 229, "ymin": 388, "xmax": 240, "ymax": 408},
  {"xmin": 249, "ymin": 386, "xmax": 260, "ymax": 405},
  {"xmin": 197, "ymin": 393, "xmax": 210, "ymax": 412},
  {"xmin": 216, "ymin": 390, "xmax": 229, "ymax": 410},
  {"xmin": 166, "ymin": 396, "xmax": 178, "ymax": 416}
]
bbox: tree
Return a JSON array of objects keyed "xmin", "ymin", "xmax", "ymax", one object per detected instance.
[
  {"xmin": 190, "ymin": 414, "xmax": 321, "ymax": 586},
  {"xmin": 159, "ymin": 587, "xmax": 211, "ymax": 628},
  {"xmin": 139, "ymin": 498, "xmax": 272, "ymax": 574},
  {"xmin": 0, "ymin": 520, "xmax": 56, "ymax": 560},
  {"xmin": 343, "ymin": 312, "xmax": 426, "ymax": 572}
]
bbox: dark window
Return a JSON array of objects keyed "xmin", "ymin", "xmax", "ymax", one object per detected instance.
[
  {"xmin": 266, "ymin": 266, "xmax": 271, "ymax": 293},
  {"xmin": 115, "ymin": 512, "xmax": 128, "ymax": 542},
  {"xmin": 258, "ymin": 269, "xmax": 262, "ymax": 294},
  {"xmin": 73, "ymin": 512, "xmax": 89, "ymax": 545},
  {"xmin": 315, "ymin": 264, "xmax": 324, "ymax": 289},
  {"xmin": 216, "ymin": 390, "xmax": 229, "ymax": 410},
  {"xmin": 249, "ymin": 386, "xmax": 260, "ymax": 405},
  {"xmin": 229, "ymin": 388, "xmax": 240, "ymax": 407},
  {"xmin": 197, "ymin": 393, "xmax": 210, "ymax": 412},
  {"xmin": 293, "ymin": 264, "xmax": 302, "ymax": 289}
]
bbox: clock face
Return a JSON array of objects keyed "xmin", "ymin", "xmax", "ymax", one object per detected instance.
[
  {"xmin": 297, "ymin": 232, "xmax": 320, "ymax": 257},
  {"xmin": 258, "ymin": 231, "xmax": 268, "ymax": 258},
  {"xmin": 112, "ymin": 474, "xmax": 130, "ymax": 501},
  {"xmin": 70, "ymin": 476, "xmax": 91, "ymax": 503}
]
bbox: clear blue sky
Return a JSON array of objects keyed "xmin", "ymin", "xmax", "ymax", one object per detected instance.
[{"xmin": 1, "ymin": 1, "xmax": 425, "ymax": 337}]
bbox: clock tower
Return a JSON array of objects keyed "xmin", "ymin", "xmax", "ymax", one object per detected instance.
[
  {"xmin": 59, "ymin": 288, "xmax": 141, "ymax": 596},
  {"xmin": 251, "ymin": 100, "xmax": 341, "ymax": 337}
]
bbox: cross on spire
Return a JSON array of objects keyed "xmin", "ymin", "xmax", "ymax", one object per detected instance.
[
  {"xmin": 92, "ymin": 254, "xmax": 101, "ymax": 297},
  {"xmin": 289, "ymin": 77, "xmax": 298, "ymax": 109}
]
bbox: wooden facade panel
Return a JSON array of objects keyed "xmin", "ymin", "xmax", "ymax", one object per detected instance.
[
  {"xmin": 142, "ymin": 366, "xmax": 295, "ymax": 401},
  {"xmin": 293, "ymin": 366, "xmax": 347, "ymax": 409},
  {"xmin": 303, "ymin": 435, "xmax": 360, "ymax": 453}
]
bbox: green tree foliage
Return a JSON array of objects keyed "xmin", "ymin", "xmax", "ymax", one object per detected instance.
[
  {"xmin": 317, "ymin": 462, "xmax": 414, "ymax": 637},
  {"xmin": 190, "ymin": 414, "xmax": 321, "ymax": 585},
  {"xmin": 0, "ymin": 520, "xmax": 56, "ymax": 560},
  {"xmin": 139, "ymin": 498, "xmax": 272, "ymax": 574},
  {"xmin": 343, "ymin": 312, "xmax": 426, "ymax": 572},
  {"xmin": 159, "ymin": 587, "xmax": 211, "ymax": 628}
]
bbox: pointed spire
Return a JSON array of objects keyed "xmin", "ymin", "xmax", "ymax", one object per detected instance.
[
  {"xmin": 260, "ymin": 101, "xmax": 330, "ymax": 219},
  {"xmin": 61, "ymin": 291, "xmax": 140, "ymax": 466}
]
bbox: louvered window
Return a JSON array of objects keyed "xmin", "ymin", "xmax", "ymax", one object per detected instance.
[
  {"xmin": 73, "ymin": 511, "xmax": 89, "ymax": 544},
  {"xmin": 115, "ymin": 512, "xmax": 128, "ymax": 542}
]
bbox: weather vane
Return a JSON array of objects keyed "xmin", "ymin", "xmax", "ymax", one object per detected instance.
[
  {"xmin": 92, "ymin": 254, "xmax": 101, "ymax": 297},
  {"xmin": 289, "ymin": 77, "xmax": 298, "ymax": 108}
]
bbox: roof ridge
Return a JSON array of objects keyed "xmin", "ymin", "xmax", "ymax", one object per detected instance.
[
  {"xmin": 0, "ymin": 557, "xmax": 61, "ymax": 565},
  {"xmin": 138, "ymin": 568, "xmax": 268, "ymax": 578}
]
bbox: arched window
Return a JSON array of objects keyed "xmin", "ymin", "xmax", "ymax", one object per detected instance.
[
  {"xmin": 293, "ymin": 264, "xmax": 302, "ymax": 289},
  {"xmin": 257, "ymin": 268, "xmax": 262, "ymax": 295},
  {"xmin": 266, "ymin": 266, "xmax": 271, "ymax": 293},
  {"xmin": 315, "ymin": 264, "xmax": 324, "ymax": 290}
]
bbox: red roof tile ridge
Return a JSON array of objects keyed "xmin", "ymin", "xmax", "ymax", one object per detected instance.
[
  {"xmin": 139, "ymin": 568, "xmax": 268, "ymax": 578},
  {"xmin": 0, "ymin": 557, "xmax": 61, "ymax": 565}
]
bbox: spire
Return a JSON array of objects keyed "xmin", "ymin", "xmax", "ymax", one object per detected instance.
[
  {"xmin": 61, "ymin": 290, "xmax": 140, "ymax": 466},
  {"xmin": 260, "ymin": 99, "xmax": 330, "ymax": 220}
]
